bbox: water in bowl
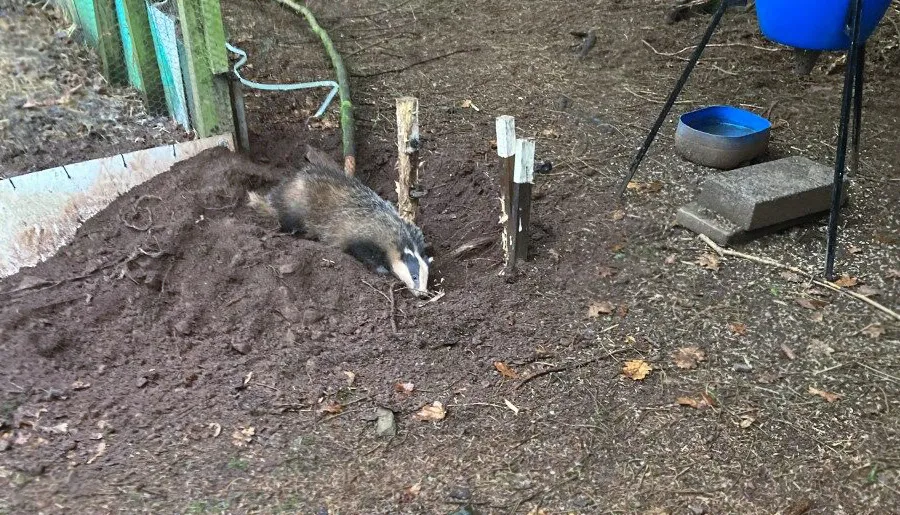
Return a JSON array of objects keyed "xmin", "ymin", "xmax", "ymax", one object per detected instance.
[{"xmin": 690, "ymin": 119, "xmax": 756, "ymax": 137}]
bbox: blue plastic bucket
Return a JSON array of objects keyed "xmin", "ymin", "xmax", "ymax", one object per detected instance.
[{"xmin": 756, "ymin": 0, "xmax": 891, "ymax": 50}]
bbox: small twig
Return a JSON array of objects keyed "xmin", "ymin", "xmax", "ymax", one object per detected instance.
[
  {"xmin": 388, "ymin": 285, "xmax": 399, "ymax": 334},
  {"xmin": 623, "ymin": 86, "xmax": 693, "ymax": 105},
  {"xmin": 448, "ymin": 235, "xmax": 495, "ymax": 260},
  {"xmin": 351, "ymin": 48, "xmax": 479, "ymax": 78},
  {"xmin": 699, "ymin": 234, "xmax": 900, "ymax": 322},
  {"xmin": 516, "ymin": 349, "xmax": 627, "ymax": 390},
  {"xmin": 856, "ymin": 362, "xmax": 900, "ymax": 385}
]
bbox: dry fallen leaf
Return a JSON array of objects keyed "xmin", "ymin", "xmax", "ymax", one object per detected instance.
[
  {"xmin": 611, "ymin": 209, "xmax": 626, "ymax": 221},
  {"xmin": 343, "ymin": 370, "xmax": 356, "ymax": 387},
  {"xmin": 673, "ymin": 347, "xmax": 707, "ymax": 369},
  {"xmin": 779, "ymin": 270, "xmax": 804, "ymax": 283},
  {"xmin": 861, "ymin": 324, "xmax": 886, "ymax": 339},
  {"xmin": 494, "ymin": 361, "xmax": 519, "ymax": 379},
  {"xmin": 833, "ymin": 275, "xmax": 858, "ymax": 288},
  {"xmin": 611, "ymin": 242, "xmax": 627, "ymax": 253},
  {"xmin": 626, "ymin": 180, "xmax": 663, "ymax": 193},
  {"xmin": 231, "ymin": 426, "xmax": 256, "ymax": 447},
  {"xmin": 697, "ymin": 253, "xmax": 720, "ymax": 271},
  {"xmin": 71, "ymin": 380, "xmax": 91, "ymax": 391},
  {"xmin": 414, "ymin": 401, "xmax": 446, "ymax": 422},
  {"xmin": 622, "ymin": 359, "xmax": 652, "ymax": 380},
  {"xmin": 728, "ymin": 322, "xmax": 747, "ymax": 335},
  {"xmin": 809, "ymin": 386, "xmax": 841, "ymax": 403},
  {"xmin": 587, "ymin": 301, "xmax": 615, "ymax": 318},
  {"xmin": 40, "ymin": 422, "xmax": 69, "ymax": 435},
  {"xmin": 739, "ymin": 415, "xmax": 756, "ymax": 428},
  {"xmin": 796, "ymin": 298, "xmax": 828, "ymax": 310},
  {"xmin": 664, "ymin": 254, "xmax": 677, "ymax": 265},
  {"xmin": 399, "ymin": 482, "xmax": 422, "ymax": 503},
  {"xmin": 856, "ymin": 285, "xmax": 881, "ymax": 297},
  {"xmin": 597, "ymin": 266, "xmax": 618, "ymax": 279},
  {"xmin": 394, "ymin": 382, "xmax": 415, "ymax": 395},
  {"xmin": 319, "ymin": 402, "xmax": 344, "ymax": 415},
  {"xmin": 676, "ymin": 391, "xmax": 716, "ymax": 409},
  {"xmin": 460, "ymin": 99, "xmax": 480, "ymax": 111},
  {"xmin": 848, "ymin": 245, "xmax": 863, "ymax": 254}
]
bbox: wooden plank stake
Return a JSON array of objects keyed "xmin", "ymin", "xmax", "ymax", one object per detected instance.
[
  {"xmin": 93, "ymin": 0, "xmax": 127, "ymax": 85},
  {"xmin": 228, "ymin": 75, "xmax": 250, "ymax": 153},
  {"xmin": 495, "ymin": 115, "xmax": 516, "ymax": 266},
  {"xmin": 395, "ymin": 97, "xmax": 420, "ymax": 223},
  {"xmin": 175, "ymin": 0, "xmax": 232, "ymax": 137},
  {"xmin": 119, "ymin": 0, "xmax": 165, "ymax": 113},
  {"xmin": 512, "ymin": 138, "xmax": 535, "ymax": 263}
]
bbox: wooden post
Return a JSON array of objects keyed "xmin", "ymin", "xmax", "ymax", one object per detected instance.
[
  {"xmin": 93, "ymin": 0, "xmax": 127, "ymax": 85},
  {"xmin": 176, "ymin": 0, "xmax": 232, "ymax": 137},
  {"xmin": 119, "ymin": 0, "xmax": 166, "ymax": 113},
  {"xmin": 495, "ymin": 115, "xmax": 516, "ymax": 266},
  {"xmin": 512, "ymin": 138, "xmax": 535, "ymax": 262},
  {"xmin": 395, "ymin": 97, "xmax": 420, "ymax": 223},
  {"xmin": 228, "ymin": 75, "xmax": 250, "ymax": 153}
]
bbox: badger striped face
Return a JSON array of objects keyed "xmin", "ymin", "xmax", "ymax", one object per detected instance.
[{"xmin": 391, "ymin": 247, "xmax": 430, "ymax": 297}]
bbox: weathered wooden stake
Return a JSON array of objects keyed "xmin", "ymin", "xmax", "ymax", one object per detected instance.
[
  {"xmin": 512, "ymin": 138, "xmax": 535, "ymax": 263},
  {"xmin": 495, "ymin": 115, "xmax": 516, "ymax": 265},
  {"xmin": 395, "ymin": 97, "xmax": 420, "ymax": 223}
]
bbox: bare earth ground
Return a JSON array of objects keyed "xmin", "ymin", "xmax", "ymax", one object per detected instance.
[
  {"xmin": 0, "ymin": 3, "xmax": 189, "ymax": 178},
  {"xmin": 1, "ymin": 0, "xmax": 900, "ymax": 514}
]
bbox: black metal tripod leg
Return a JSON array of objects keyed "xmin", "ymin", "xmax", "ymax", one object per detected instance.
[
  {"xmin": 825, "ymin": 0, "xmax": 864, "ymax": 281},
  {"xmin": 616, "ymin": 0, "xmax": 728, "ymax": 198},
  {"xmin": 849, "ymin": 43, "xmax": 866, "ymax": 178}
]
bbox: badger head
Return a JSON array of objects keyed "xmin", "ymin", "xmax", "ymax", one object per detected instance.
[
  {"xmin": 388, "ymin": 227, "xmax": 431, "ymax": 298},
  {"xmin": 391, "ymin": 246, "xmax": 431, "ymax": 298}
]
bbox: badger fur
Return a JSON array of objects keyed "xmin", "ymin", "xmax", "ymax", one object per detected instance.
[{"xmin": 247, "ymin": 147, "xmax": 431, "ymax": 297}]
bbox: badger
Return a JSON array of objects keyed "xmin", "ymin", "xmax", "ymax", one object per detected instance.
[{"xmin": 247, "ymin": 147, "xmax": 431, "ymax": 297}]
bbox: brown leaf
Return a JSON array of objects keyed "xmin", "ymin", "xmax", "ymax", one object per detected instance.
[
  {"xmin": 414, "ymin": 401, "xmax": 446, "ymax": 422},
  {"xmin": 71, "ymin": 380, "xmax": 91, "ymax": 390},
  {"xmin": 809, "ymin": 386, "xmax": 841, "ymax": 403},
  {"xmin": 833, "ymin": 275, "xmax": 858, "ymax": 288},
  {"xmin": 779, "ymin": 270, "xmax": 804, "ymax": 283},
  {"xmin": 319, "ymin": 402, "xmax": 344, "ymax": 415},
  {"xmin": 494, "ymin": 361, "xmax": 519, "ymax": 379},
  {"xmin": 861, "ymin": 324, "xmax": 885, "ymax": 339},
  {"xmin": 611, "ymin": 209, "xmax": 626, "ymax": 221},
  {"xmin": 700, "ymin": 391, "xmax": 718, "ymax": 408},
  {"xmin": 697, "ymin": 253, "xmax": 720, "ymax": 271},
  {"xmin": 780, "ymin": 343, "xmax": 797, "ymax": 360},
  {"xmin": 856, "ymin": 285, "xmax": 881, "ymax": 297},
  {"xmin": 597, "ymin": 266, "xmax": 618, "ymax": 279},
  {"xmin": 231, "ymin": 426, "xmax": 255, "ymax": 447},
  {"xmin": 739, "ymin": 415, "xmax": 756, "ymax": 428},
  {"xmin": 676, "ymin": 396, "xmax": 710, "ymax": 410},
  {"xmin": 626, "ymin": 180, "xmax": 663, "ymax": 193},
  {"xmin": 399, "ymin": 482, "xmax": 422, "ymax": 503},
  {"xmin": 795, "ymin": 298, "xmax": 828, "ymax": 310},
  {"xmin": 587, "ymin": 300, "xmax": 615, "ymax": 318},
  {"xmin": 343, "ymin": 370, "xmax": 356, "ymax": 387},
  {"xmin": 622, "ymin": 359, "xmax": 652, "ymax": 380},
  {"xmin": 673, "ymin": 347, "xmax": 706, "ymax": 369},
  {"xmin": 728, "ymin": 322, "xmax": 747, "ymax": 335},
  {"xmin": 394, "ymin": 382, "xmax": 415, "ymax": 395}
]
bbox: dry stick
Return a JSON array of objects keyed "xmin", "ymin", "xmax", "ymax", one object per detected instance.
[
  {"xmin": 699, "ymin": 234, "xmax": 900, "ymax": 322},
  {"xmin": 516, "ymin": 349, "xmax": 628, "ymax": 390},
  {"xmin": 351, "ymin": 47, "xmax": 479, "ymax": 78},
  {"xmin": 272, "ymin": 0, "xmax": 356, "ymax": 175},
  {"xmin": 395, "ymin": 97, "xmax": 420, "ymax": 223},
  {"xmin": 495, "ymin": 116, "xmax": 516, "ymax": 268},
  {"xmin": 512, "ymin": 138, "xmax": 536, "ymax": 263}
]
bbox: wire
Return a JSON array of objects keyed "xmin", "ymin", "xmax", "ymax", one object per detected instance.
[{"xmin": 224, "ymin": 41, "xmax": 339, "ymax": 118}]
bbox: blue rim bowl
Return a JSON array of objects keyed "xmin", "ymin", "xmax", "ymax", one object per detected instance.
[{"xmin": 674, "ymin": 105, "xmax": 772, "ymax": 170}]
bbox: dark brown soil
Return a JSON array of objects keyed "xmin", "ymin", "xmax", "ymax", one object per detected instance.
[{"xmin": 2, "ymin": 0, "xmax": 899, "ymax": 514}]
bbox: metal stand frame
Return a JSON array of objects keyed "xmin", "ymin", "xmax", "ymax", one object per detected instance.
[{"xmin": 619, "ymin": 0, "xmax": 868, "ymax": 281}]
